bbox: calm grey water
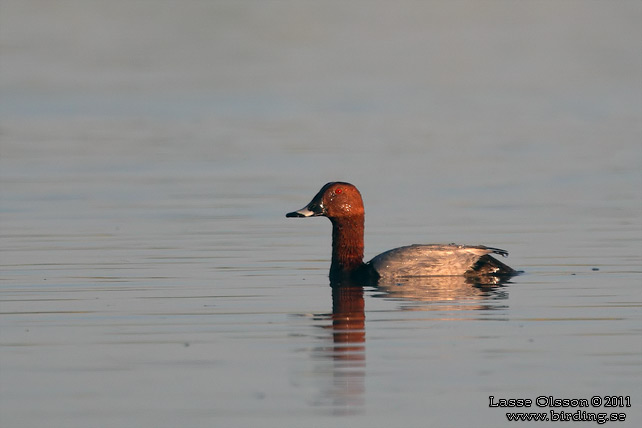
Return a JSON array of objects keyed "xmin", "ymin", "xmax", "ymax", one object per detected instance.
[{"xmin": 1, "ymin": 2, "xmax": 641, "ymax": 427}]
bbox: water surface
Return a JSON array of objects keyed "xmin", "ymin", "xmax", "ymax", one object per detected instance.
[{"xmin": 1, "ymin": 2, "xmax": 641, "ymax": 427}]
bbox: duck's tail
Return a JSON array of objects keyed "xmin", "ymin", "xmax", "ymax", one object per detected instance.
[{"xmin": 467, "ymin": 253, "xmax": 519, "ymax": 278}]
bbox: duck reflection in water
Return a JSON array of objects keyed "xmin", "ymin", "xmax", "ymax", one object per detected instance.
[
  {"xmin": 319, "ymin": 283, "xmax": 366, "ymax": 414},
  {"xmin": 306, "ymin": 275, "xmax": 510, "ymax": 415},
  {"xmin": 372, "ymin": 275, "xmax": 510, "ymax": 312}
]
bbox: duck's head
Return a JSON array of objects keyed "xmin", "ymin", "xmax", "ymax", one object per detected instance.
[{"xmin": 286, "ymin": 182, "xmax": 364, "ymax": 219}]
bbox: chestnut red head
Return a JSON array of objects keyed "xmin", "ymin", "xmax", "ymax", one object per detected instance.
[{"xmin": 286, "ymin": 182, "xmax": 364, "ymax": 219}]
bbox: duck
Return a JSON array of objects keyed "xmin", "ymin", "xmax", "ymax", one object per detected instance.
[{"xmin": 286, "ymin": 182, "xmax": 517, "ymax": 284}]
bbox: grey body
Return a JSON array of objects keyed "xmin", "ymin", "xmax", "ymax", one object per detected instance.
[{"xmin": 368, "ymin": 244, "xmax": 510, "ymax": 278}]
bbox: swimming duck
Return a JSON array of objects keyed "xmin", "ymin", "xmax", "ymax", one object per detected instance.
[{"xmin": 286, "ymin": 182, "xmax": 517, "ymax": 284}]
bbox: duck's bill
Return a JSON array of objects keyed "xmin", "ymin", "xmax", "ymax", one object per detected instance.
[
  {"xmin": 286, "ymin": 207, "xmax": 317, "ymax": 217},
  {"xmin": 286, "ymin": 196, "xmax": 325, "ymax": 218}
]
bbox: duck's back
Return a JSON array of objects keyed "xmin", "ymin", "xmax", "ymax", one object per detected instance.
[{"xmin": 368, "ymin": 244, "xmax": 513, "ymax": 279}]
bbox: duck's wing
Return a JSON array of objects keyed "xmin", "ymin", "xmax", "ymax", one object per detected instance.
[
  {"xmin": 367, "ymin": 244, "xmax": 515, "ymax": 278},
  {"xmin": 472, "ymin": 245, "xmax": 509, "ymax": 258}
]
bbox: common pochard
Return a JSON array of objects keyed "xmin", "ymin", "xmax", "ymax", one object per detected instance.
[{"xmin": 286, "ymin": 182, "xmax": 517, "ymax": 284}]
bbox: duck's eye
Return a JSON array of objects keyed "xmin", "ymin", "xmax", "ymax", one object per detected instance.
[{"xmin": 335, "ymin": 188, "xmax": 343, "ymax": 194}]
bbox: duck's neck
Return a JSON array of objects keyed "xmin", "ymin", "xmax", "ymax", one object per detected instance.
[{"xmin": 330, "ymin": 214, "xmax": 365, "ymax": 276}]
